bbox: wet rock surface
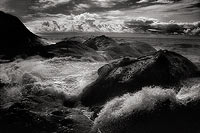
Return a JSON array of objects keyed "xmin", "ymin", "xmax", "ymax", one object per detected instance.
[
  {"xmin": 45, "ymin": 40, "xmax": 106, "ymax": 61},
  {"xmin": 83, "ymin": 35, "xmax": 156, "ymax": 60},
  {"xmin": 0, "ymin": 94, "xmax": 93, "ymax": 133},
  {"xmin": 80, "ymin": 50, "xmax": 200, "ymax": 107}
]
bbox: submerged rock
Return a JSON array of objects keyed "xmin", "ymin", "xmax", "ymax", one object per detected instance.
[{"xmin": 80, "ymin": 50, "xmax": 200, "ymax": 107}]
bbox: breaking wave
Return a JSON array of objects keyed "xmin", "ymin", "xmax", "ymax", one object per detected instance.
[
  {"xmin": 0, "ymin": 56, "xmax": 105, "ymax": 106},
  {"xmin": 93, "ymin": 79, "xmax": 200, "ymax": 132},
  {"xmin": 1, "ymin": 55, "xmax": 200, "ymax": 133}
]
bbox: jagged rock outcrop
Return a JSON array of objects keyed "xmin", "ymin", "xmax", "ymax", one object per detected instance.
[
  {"xmin": 83, "ymin": 35, "xmax": 117, "ymax": 51},
  {"xmin": 0, "ymin": 11, "xmax": 106, "ymax": 62},
  {"xmin": 80, "ymin": 50, "xmax": 200, "ymax": 107},
  {"xmin": 83, "ymin": 35, "xmax": 156, "ymax": 60},
  {"xmin": 0, "ymin": 11, "xmax": 48, "ymax": 60},
  {"xmin": 45, "ymin": 40, "xmax": 106, "ymax": 61}
]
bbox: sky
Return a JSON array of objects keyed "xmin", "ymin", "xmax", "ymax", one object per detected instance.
[{"xmin": 0, "ymin": 0, "xmax": 200, "ymax": 34}]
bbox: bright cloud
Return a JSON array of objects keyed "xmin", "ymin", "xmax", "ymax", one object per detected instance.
[
  {"xmin": 137, "ymin": 0, "xmax": 179, "ymax": 3},
  {"xmin": 25, "ymin": 12, "xmax": 200, "ymax": 35},
  {"xmin": 125, "ymin": 17, "xmax": 200, "ymax": 35},
  {"xmin": 25, "ymin": 13, "xmax": 131, "ymax": 33},
  {"xmin": 91, "ymin": 0, "xmax": 128, "ymax": 7}
]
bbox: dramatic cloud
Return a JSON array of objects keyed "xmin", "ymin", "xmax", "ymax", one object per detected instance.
[
  {"xmin": 25, "ymin": 13, "xmax": 200, "ymax": 35},
  {"xmin": 25, "ymin": 13, "xmax": 131, "ymax": 33},
  {"xmin": 1, "ymin": 0, "xmax": 199, "ymax": 35},
  {"xmin": 91, "ymin": 0, "xmax": 128, "ymax": 7}
]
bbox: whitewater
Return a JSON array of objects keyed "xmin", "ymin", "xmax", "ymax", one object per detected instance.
[
  {"xmin": 1, "ymin": 51, "xmax": 200, "ymax": 133},
  {"xmin": 0, "ymin": 56, "xmax": 105, "ymax": 105},
  {"xmin": 1, "ymin": 55, "xmax": 200, "ymax": 106}
]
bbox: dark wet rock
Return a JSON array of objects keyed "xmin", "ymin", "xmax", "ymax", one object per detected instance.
[
  {"xmin": 119, "ymin": 41, "xmax": 157, "ymax": 55},
  {"xmin": 83, "ymin": 35, "xmax": 156, "ymax": 60},
  {"xmin": 45, "ymin": 40, "xmax": 106, "ymax": 61},
  {"xmin": 0, "ymin": 94, "xmax": 93, "ymax": 133},
  {"xmin": 80, "ymin": 50, "xmax": 200, "ymax": 107},
  {"xmin": 92, "ymin": 94, "xmax": 200, "ymax": 133},
  {"xmin": 0, "ymin": 11, "xmax": 48, "ymax": 61},
  {"xmin": 0, "ymin": 11, "xmax": 156, "ymax": 61},
  {"xmin": 83, "ymin": 35, "xmax": 117, "ymax": 51},
  {"xmin": 64, "ymin": 36, "xmax": 89, "ymax": 43},
  {"xmin": 0, "ymin": 11, "xmax": 103, "ymax": 61}
]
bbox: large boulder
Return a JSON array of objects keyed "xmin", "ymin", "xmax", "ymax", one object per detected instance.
[
  {"xmin": 0, "ymin": 11, "xmax": 48, "ymax": 60},
  {"xmin": 80, "ymin": 50, "xmax": 200, "ymax": 107}
]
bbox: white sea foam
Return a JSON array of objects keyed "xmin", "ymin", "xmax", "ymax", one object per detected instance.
[
  {"xmin": 0, "ymin": 57, "xmax": 105, "ymax": 105},
  {"xmin": 94, "ymin": 81, "xmax": 200, "ymax": 130}
]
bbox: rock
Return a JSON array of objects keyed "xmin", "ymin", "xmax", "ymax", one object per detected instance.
[
  {"xmin": 45, "ymin": 40, "xmax": 106, "ymax": 61},
  {"xmin": 80, "ymin": 50, "xmax": 200, "ymax": 107},
  {"xmin": 64, "ymin": 36, "xmax": 89, "ymax": 43},
  {"xmin": 119, "ymin": 41, "xmax": 157, "ymax": 55},
  {"xmin": 0, "ymin": 95, "xmax": 93, "ymax": 133},
  {"xmin": 91, "ymin": 88, "xmax": 200, "ymax": 133},
  {"xmin": 83, "ymin": 35, "xmax": 156, "ymax": 60},
  {"xmin": 0, "ymin": 11, "xmax": 48, "ymax": 60},
  {"xmin": 83, "ymin": 35, "xmax": 117, "ymax": 51}
]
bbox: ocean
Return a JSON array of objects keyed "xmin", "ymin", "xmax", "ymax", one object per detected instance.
[{"xmin": 1, "ymin": 33, "xmax": 200, "ymax": 132}]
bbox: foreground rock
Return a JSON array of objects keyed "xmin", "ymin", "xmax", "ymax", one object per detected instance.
[
  {"xmin": 80, "ymin": 50, "xmax": 200, "ymax": 107},
  {"xmin": 0, "ymin": 11, "xmax": 48, "ymax": 60},
  {"xmin": 0, "ymin": 94, "xmax": 93, "ymax": 133},
  {"xmin": 83, "ymin": 35, "xmax": 156, "ymax": 60},
  {"xmin": 92, "ymin": 87, "xmax": 200, "ymax": 133}
]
